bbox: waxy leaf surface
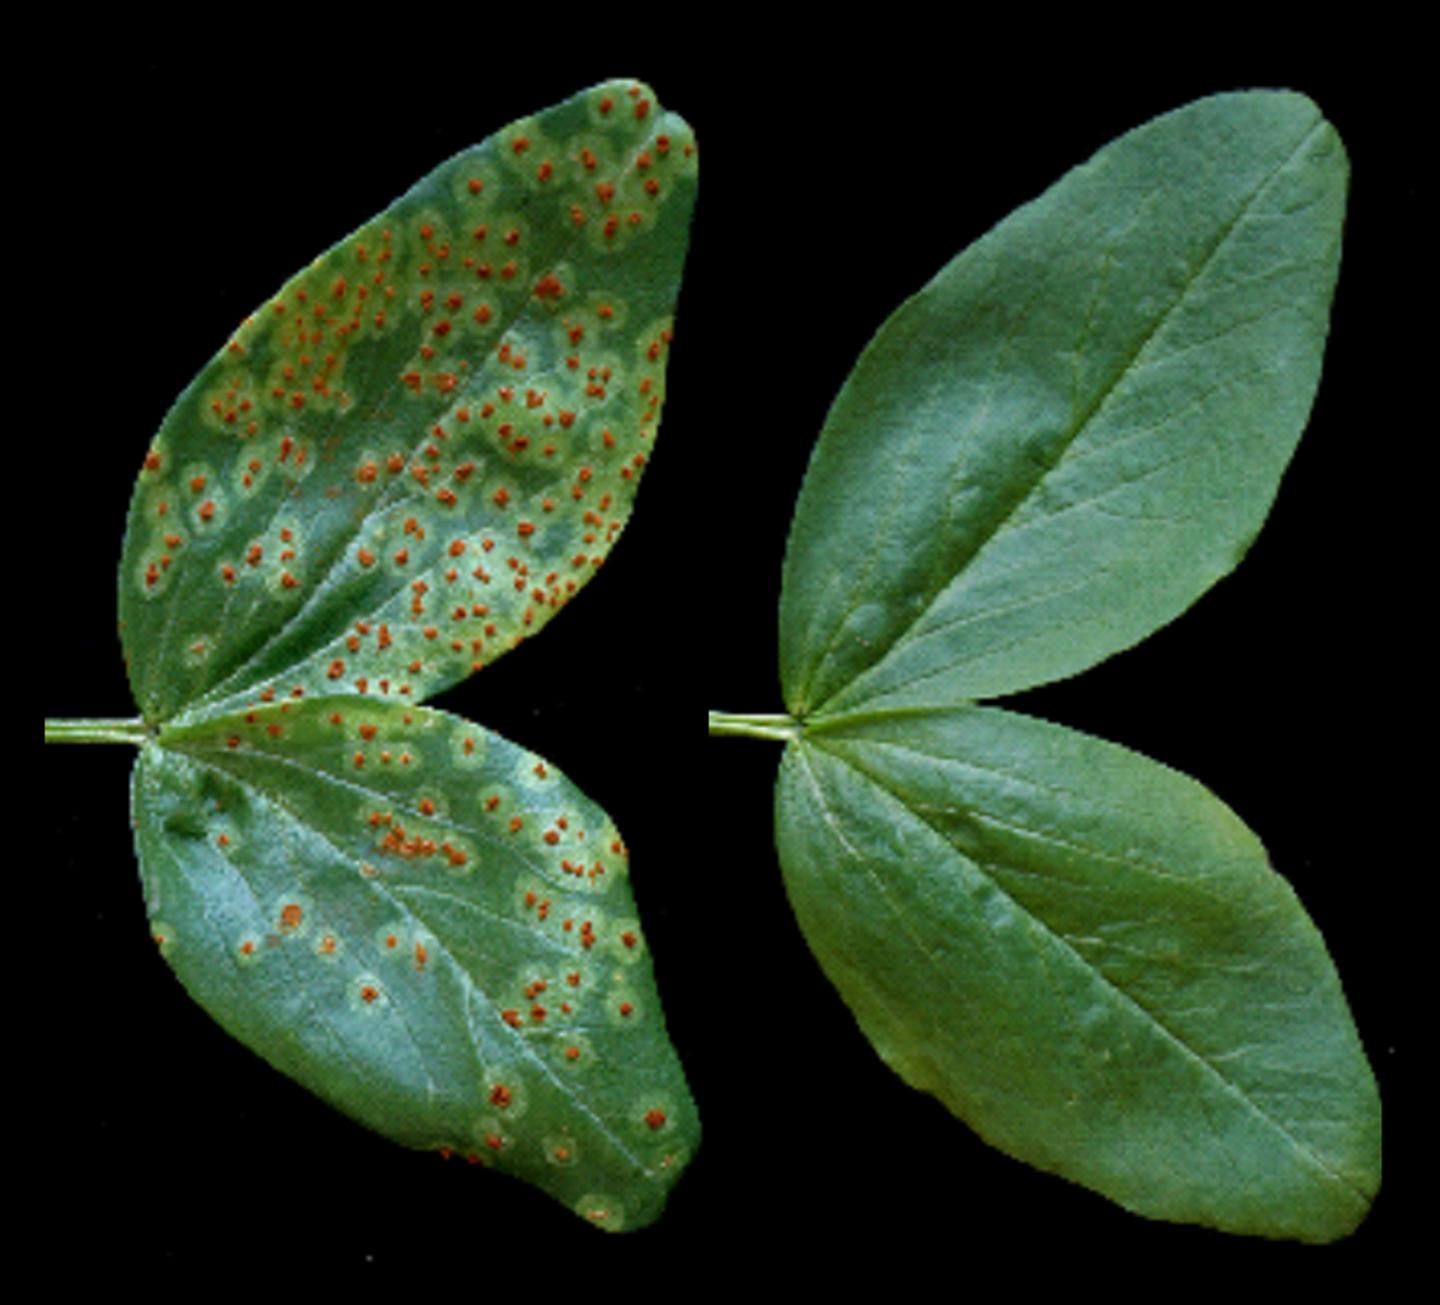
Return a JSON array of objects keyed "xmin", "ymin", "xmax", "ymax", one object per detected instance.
[
  {"xmin": 779, "ymin": 91, "xmax": 1347, "ymax": 719},
  {"xmin": 116, "ymin": 79, "xmax": 699, "ymax": 1230},
  {"xmin": 777, "ymin": 708, "xmax": 1380, "ymax": 1242}
]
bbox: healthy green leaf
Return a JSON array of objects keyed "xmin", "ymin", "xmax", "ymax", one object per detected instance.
[
  {"xmin": 108, "ymin": 78, "xmax": 699, "ymax": 1230},
  {"xmin": 779, "ymin": 91, "xmax": 1347, "ymax": 720},
  {"xmin": 136, "ymin": 697, "xmax": 695, "ymax": 1232},
  {"xmin": 777, "ymin": 707, "xmax": 1380, "ymax": 1242},
  {"xmin": 758, "ymin": 91, "xmax": 1380, "ymax": 1241}
]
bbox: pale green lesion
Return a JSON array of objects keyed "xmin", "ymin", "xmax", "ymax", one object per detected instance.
[
  {"xmin": 43, "ymin": 717, "xmax": 149, "ymax": 746},
  {"xmin": 706, "ymin": 711, "xmax": 800, "ymax": 744}
]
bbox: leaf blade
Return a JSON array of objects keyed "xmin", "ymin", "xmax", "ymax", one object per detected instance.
[
  {"xmin": 119, "ymin": 79, "xmax": 697, "ymax": 728},
  {"xmin": 779, "ymin": 91, "xmax": 1346, "ymax": 718},
  {"xmin": 134, "ymin": 698, "xmax": 696, "ymax": 1231},
  {"xmin": 776, "ymin": 707, "xmax": 1379, "ymax": 1241}
]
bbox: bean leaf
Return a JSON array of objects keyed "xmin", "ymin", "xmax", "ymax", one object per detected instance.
[
  {"xmin": 781, "ymin": 91, "xmax": 1348, "ymax": 717},
  {"xmin": 118, "ymin": 78, "xmax": 699, "ymax": 1231},
  {"xmin": 124, "ymin": 79, "xmax": 695, "ymax": 728},
  {"xmin": 778, "ymin": 707, "xmax": 1379, "ymax": 1242},
  {"xmin": 771, "ymin": 92, "xmax": 1379, "ymax": 1240}
]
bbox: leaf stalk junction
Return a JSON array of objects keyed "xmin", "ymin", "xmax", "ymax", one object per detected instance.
[
  {"xmin": 43, "ymin": 718, "xmax": 149, "ymax": 746},
  {"xmin": 707, "ymin": 711, "xmax": 800, "ymax": 743}
]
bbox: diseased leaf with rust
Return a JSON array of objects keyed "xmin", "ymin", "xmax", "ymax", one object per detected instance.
[
  {"xmin": 115, "ymin": 78, "xmax": 699, "ymax": 1231},
  {"xmin": 137, "ymin": 699, "xmax": 693, "ymax": 1232},
  {"xmin": 121, "ymin": 78, "xmax": 695, "ymax": 728}
]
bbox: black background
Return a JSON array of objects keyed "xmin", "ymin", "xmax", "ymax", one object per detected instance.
[{"xmin": 39, "ymin": 33, "xmax": 1416, "ymax": 1284}]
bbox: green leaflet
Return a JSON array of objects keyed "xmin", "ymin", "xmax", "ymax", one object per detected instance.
[
  {"xmin": 779, "ymin": 91, "xmax": 1347, "ymax": 718},
  {"xmin": 137, "ymin": 698, "xmax": 694, "ymax": 1232},
  {"xmin": 754, "ymin": 90, "xmax": 1380, "ymax": 1241},
  {"xmin": 109, "ymin": 78, "xmax": 699, "ymax": 1231},
  {"xmin": 778, "ymin": 709, "xmax": 1379, "ymax": 1243},
  {"xmin": 121, "ymin": 79, "xmax": 696, "ymax": 728}
]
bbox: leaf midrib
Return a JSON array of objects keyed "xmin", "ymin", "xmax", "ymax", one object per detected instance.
[{"xmin": 801, "ymin": 733, "xmax": 1371, "ymax": 1212}]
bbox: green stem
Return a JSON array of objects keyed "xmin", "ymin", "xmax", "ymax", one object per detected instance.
[
  {"xmin": 44, "ymin": 717, "xmax": 149, "ymax": 746},
  {"xmin": 708, "ymin": 711, "xmax": 801, "ymax": 744}
]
